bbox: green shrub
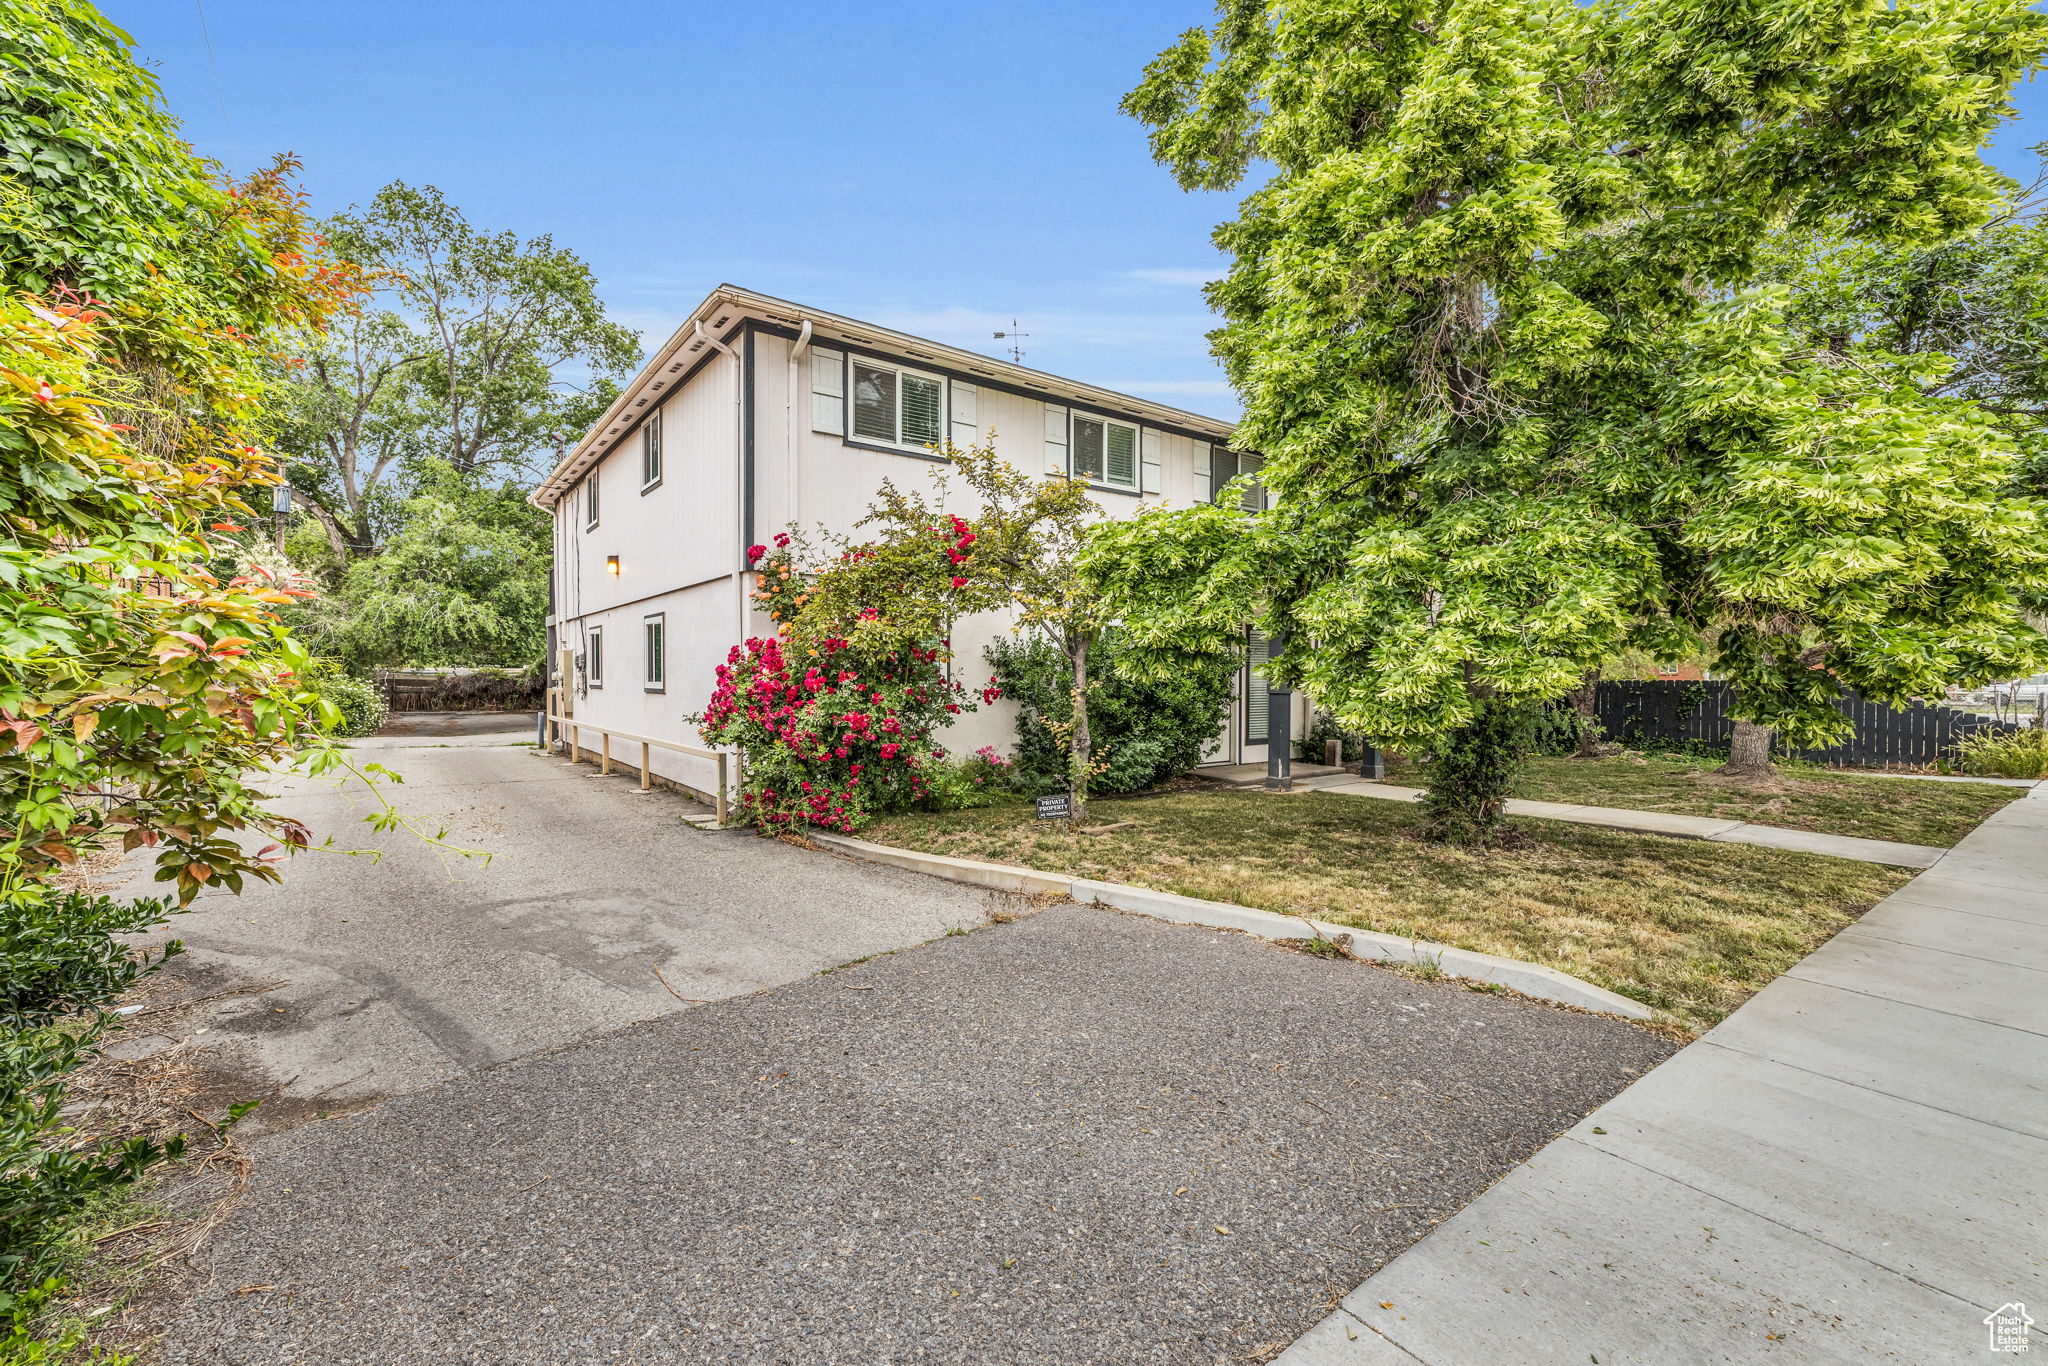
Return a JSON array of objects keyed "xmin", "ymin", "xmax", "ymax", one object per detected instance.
[
  {"xmin": 0, "ymin": 893, "xmax": 187, "ymax": 1296},
  {"xmin": 985, "ymin": 634, "xmax": 1234, "ymax": 797},
  {"xmin": 1955, "ymin": 725, "xmax": 2048, "ymax": 778},
  {"xmin": 914, "ymin": 757, "xmax": 1009, "ymax": 812},
  {"xmin": 311, "ymin": 669, "xmax": 388, "ymax": 739},
  {"xmin": 1294, "ymin": 712, "xmax": 1360, "ymax": 764}
]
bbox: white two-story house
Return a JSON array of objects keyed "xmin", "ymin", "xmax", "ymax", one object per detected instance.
[{"xmin": 531, "ymin": 285, "xmax": 1302, "ymax": 803}]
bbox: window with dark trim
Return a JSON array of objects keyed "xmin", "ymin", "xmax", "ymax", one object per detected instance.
[
  {"xmin": 1210, "ymin": 450, "xmax": 1267, "ymax": 511},
  {"xmin": 1070, "ymin": 412, "xmax": 1140, "ymax": 490},
  {"xmin": 640, "ymin": 411, "xmax": 663, "ymax": 490},
  {"xmin": 643, "ymin": 613, "xmax": 665, "ymax": 692},
  {"xmin": 1245, "ymin": 631, "xmax": 1271, "ymax": 745},
  {"xmin": 850, "ymin": 359, "xmax": 945, "ymax": 450},
  {"xmin": 586, "ymin": 625, "xmax": 603, "ymax": 688},
  {"xmin": 583, "ymin": 470, "xmax": 600, "ymax": 528}
]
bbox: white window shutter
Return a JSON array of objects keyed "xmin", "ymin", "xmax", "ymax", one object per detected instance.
[
  {"xmin": 1140, "ymin": 429, "xmax": 1163, "ymax": 494},
  {"xmin": 811, "ymin": 347, "xmax": 845, "ymax": 434},
  {"xmin": 1042, "ymin": 403, "xmax": 1069, "ymax": 474},
  {"xmin": 950, "ymin": 381, "xmax": 978, "ymax": 446}
]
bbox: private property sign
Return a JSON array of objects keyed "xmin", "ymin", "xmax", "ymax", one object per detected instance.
[{"xmin": 1035, "ymin": 794, "xmax": 1073, "ymax": 821}]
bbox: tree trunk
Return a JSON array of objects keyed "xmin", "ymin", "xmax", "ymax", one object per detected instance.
[
  {"xmin": 1420, "ymin": 693, "xmax": 1527, "ymax": 844},
  {"xmin": 1568, "ymin": 667, "xmax": 1602, "ymax": 758},
  {"xmin": 1721, "ymin": 720, "xmax": 1776, "ymax": 778},
  {"xmin": 1067, "ymin": 632, "xmax": 1090, "ymax": 827}
]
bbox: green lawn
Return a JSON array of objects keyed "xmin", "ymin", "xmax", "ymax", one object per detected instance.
[
  {"xmin": 1374, "ymin": 752, "xmax": 2024, "ymax": 847},
  {"xmin": 866, "ymin": 791, "xmax": 1909, "ymax": 1032}
]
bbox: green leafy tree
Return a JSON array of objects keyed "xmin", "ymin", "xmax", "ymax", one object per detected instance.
[
  {"xmin": 292, "ymin": 462, "xmax": 552, "ymax": 672},
  {"xmin": 1088, "ymin": 0, "xmax": 2048, "ymax": 837},
  {"xmin": 0, "ymin": 0, "xmax": 459, "ymax": 1318},
  {"xmin": 276, "ymin": 182, "xmax": 637, "ymax": 563}
]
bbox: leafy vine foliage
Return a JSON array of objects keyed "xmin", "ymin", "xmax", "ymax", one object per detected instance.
[
  {"xmin": 1087, "ymin": 0, "xmax": 2048, "ymax": 839},
  {"xmin": 0, "ymin": 0, "xmax": 368, "ymax": 1320}
]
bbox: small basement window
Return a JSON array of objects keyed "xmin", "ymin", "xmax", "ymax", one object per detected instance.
[{"xmin": 851, "ymin": 359, "xmax": 945, "ymax": 451}]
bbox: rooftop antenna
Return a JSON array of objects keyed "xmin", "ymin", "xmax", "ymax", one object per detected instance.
[{"xmin": 992, "ymin": 320, "xmax": 1029, "ymax": 365}]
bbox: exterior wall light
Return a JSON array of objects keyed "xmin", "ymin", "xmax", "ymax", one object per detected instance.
[{"xmin": 606, "ymin": 555, "xmax": 620, "ymax": 575}]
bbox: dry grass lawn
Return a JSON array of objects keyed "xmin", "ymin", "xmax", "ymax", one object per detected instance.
[
  {"xmin": 1378, "ymin": 752, "xmax": 2022, "ymax": 847},
  {"xmin": 866, "ymin": 791, "xmax": 1910, "ymax": 1032}
]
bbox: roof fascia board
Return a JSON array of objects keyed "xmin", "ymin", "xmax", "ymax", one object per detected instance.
[{"xmin": 531, "ymin": 284, "xmax": 1238, "ymax": 507}]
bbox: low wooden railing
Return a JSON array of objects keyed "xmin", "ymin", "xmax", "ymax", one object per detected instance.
[{"xmin": 542, "ymin": 710, "xmax": 729, "ymax": 825}]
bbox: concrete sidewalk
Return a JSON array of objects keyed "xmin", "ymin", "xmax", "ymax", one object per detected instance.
[
  {"xmin": 1277, "ymin": 785, "xmax": 2048, "ymax": 1363},
  {"xmin": 1304, "ymin": 777, "xmax": 1947, "ymax": 868}
]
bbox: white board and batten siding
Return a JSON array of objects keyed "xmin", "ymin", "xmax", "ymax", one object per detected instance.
[{"xmin": 549, "ymin": 300, "xmax": 1249, "ymax": 790}]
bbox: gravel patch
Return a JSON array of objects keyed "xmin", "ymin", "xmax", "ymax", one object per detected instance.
[{"xmin": 150, "ymin": 904, "xmax": 1675, "ymax": 1365}]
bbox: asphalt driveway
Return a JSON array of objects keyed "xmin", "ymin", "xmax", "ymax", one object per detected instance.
[
  {"xmin": 149, "ymin": 903, "xmax": 1673, "ymax": 1365},
  {"xmin": 123, "ymin": 723, "xmax": 1009, "ymax": 1129}
]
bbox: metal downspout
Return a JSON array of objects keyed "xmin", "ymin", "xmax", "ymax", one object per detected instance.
[{"xmin": 787, "ymin": 320, "xmax": 813, "ymax": 530}]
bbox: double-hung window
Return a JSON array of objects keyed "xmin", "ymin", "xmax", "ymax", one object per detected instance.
[
  {"xmin": 586, "ymin": 626, "xmax": 604, "ymax": 688},
  {"xmin": 1209, "ymin": 450, "xmax": 1267, "ymax": 511},
  {"xmin": 583, "ymin": 471, "xmax": 600, "ymax": 528},
  {"xmin": 640, "ymin": 411, "xmax": 663, "ymax": 490},
  {"xmin": 850, "ymin": 359, "xmax": 945, "ymax": 451},
  {"xmin": 1069, "ymin": 413, "xmax": 1140, "ymax": 491},
  {"xmin": 643, "ymin": 613, "xmax": 665, "ymax": 693}
]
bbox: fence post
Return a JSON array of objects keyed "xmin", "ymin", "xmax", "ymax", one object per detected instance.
[
  {"xmin": 715, "ymin": 753, "xmax": 729, "ymax": 826},
  {"xmin": 601, "ymin": 732, "xmax": 611, "ymax": 776},
  {"xmin": 570, "ymin": 723, "xmax": 580, "ymax": 765},
  {"xmin": 640, "ymin": 742, "xmax": 651, "ymax": 792}
]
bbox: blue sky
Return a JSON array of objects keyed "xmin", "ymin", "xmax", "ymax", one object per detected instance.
[
  {"xmin": 111, "ymin": 1, "xmax": 1245, "ymax": 415},
  {"xmin": 110, "ymin": 1, "xmax": 2048, "ymax": 424}
]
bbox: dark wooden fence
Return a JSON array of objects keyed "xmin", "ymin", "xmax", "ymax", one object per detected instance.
[
  {"xmin": 1594, "ymin": 680, "xmax": 2024, "ymax": 768},
  {"xmin": 377, "ymin": 668, "xmax": 545, "ymax": 713}
]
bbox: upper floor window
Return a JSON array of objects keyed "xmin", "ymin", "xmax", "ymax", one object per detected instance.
[
  {"xmin": 1045, "ymin": 405, "xmax": 1140, "ymax": 492},
  {"xmin": 1210, "ymin": 449, "xmax": 1267, "ymax": 511},
  {"xmin": 851, "ymin": 359, "xmax": 945, "ymax": 451},
  {"xmin": 641, "ymin": 411, "xmax": 663, "ymax": 489},
  {"xmin": 1071, "ymin": 413, "xmax": 1139, "ymax": 490},
  {"xmin": 583, "ymin": 471, "xmax": 600, "ymax": 528}
]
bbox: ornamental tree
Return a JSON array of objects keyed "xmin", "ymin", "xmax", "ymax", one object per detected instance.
[
  {"xmin": 833, "ymin": 445, "xmax": 1141, "ymax": 824},
  {"xmin": 1088, "ymin": 0, "xmax": 2048, "ymax": 837}
]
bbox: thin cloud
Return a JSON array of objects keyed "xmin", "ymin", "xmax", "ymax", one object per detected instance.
[
  {"xmin": 1123, "ymin": 268, "xmax": 1221, "ymax": 288},
  {"xmin": 1098, "ymin": 378, "xmax": 1235, "ymax": 397}
]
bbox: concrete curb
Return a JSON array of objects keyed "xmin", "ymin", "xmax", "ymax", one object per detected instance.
[
  {"xmin": 808, "ymin": 834, "xmax": 1658, "ymax": 1022},
  {"xmin": 809, "ymin": 832, "xmax": 1069, "ymax": 897}
]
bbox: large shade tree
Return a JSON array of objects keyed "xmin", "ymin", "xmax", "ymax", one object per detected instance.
[
  {"xmin": 1085, "ymin": 0, "xmax": 2048, "ymax": 836},
  {"xmin": 276, "ymin": 182, "xmax": 637, "ymax": 564}
]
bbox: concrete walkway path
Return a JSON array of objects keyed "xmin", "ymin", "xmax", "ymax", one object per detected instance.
[
  {"xmin": 1276, "ymin": 785, "xmax": 2048, "ymax": 1363},
  {"xmin": 1302, "ymin": 776, "xmax": 1946, "ymax": 868}
]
